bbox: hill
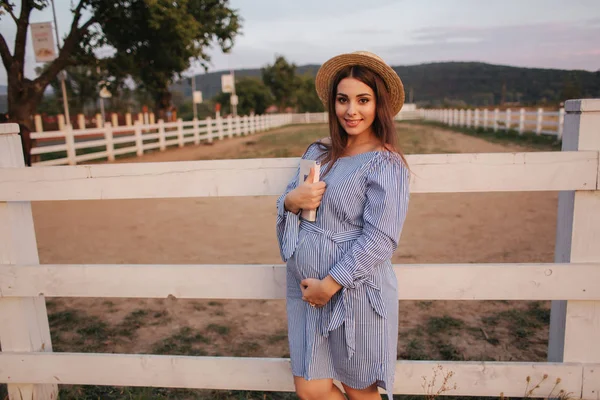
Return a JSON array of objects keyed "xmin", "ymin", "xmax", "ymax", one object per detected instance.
[{"xmin": 174, "ymin": 62, "xmax": 600, "ymax": 107}]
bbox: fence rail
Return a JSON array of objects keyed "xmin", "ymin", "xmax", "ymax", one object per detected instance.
[
  {"xmin": 1, "ymin": 99, "xmax": 599, "ymax": 399},
  {"xmin": 422, "ymin": 107, "xmax": 565, "ymax": 138},
  {"xmin": 28, "ymin": 110, "xmax": 425, "ymax": 167}
]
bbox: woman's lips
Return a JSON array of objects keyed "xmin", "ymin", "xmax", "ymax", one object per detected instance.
[{"xmin": 345, "ymin": 119, "xmax": 362, "ymax": 127}]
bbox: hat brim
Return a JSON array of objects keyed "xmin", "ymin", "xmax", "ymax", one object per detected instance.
[{"xmin": 315, "ymin": 53, "xmax": 405, "ymax": 115}]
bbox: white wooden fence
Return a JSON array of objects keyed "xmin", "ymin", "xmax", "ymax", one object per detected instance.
[
  {"xmin": 422, "ymin": 108, "xmax": 565, "ymax": 139},
  {"xmin": 31, "ymin": 113, "xmax": 292, "ymax": 167},
  {"xmin": 0, "ymin": 99, "xmax": 599, "ymax": 399},
  {"xmin": 29, "ymin": 110, "xmax": 425, "ymax": 167}
]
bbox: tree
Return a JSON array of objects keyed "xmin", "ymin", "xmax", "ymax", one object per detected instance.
[
  {"xmin": 1, "ymin": 0, "xmax": 99, "ymax": 128},
  {"xmin": 35, "ymin": 63, "xmax": 105, "ymax": 115},
  {"xmin": 262, "ymin": 55, "xmax": 300, "ymax": 111},
  {"xmin": 0, "ymin": 0, "xmax": 241, "ymax": 128},
  {"xmin": 95, "ymin": 0, "xmax": 241, "ymax": 119},
  {"xmin": 295, "ymin": 75, "xmax": 323, "ymax": 113},
  {"xmin": 213, "ymin": 77, "xmax": 274, "ymax": 116}
]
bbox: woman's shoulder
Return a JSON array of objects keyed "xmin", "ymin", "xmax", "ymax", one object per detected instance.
[
  {"xmin": 367, "ymin": 149, "xmax": 409, "ymax": 177},
  {"xmin": 302, "ymin": 137, "xmax": 330, "ymax": 159}
]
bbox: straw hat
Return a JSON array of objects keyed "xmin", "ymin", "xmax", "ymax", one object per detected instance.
[{"xmin": 315, "ymin": 51, "xmax": 405, "ymax": 115}]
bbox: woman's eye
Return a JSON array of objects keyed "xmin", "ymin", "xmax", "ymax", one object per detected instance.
[
  {"xmin": 337, "ymin": 97, "xmax": 347, "ymax": 103},
  {"xmin": 359, "ymin": 98, "xmax": 369, "ymax": 104}
]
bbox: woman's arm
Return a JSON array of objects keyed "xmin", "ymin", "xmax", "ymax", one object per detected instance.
[{"xmin": 328, "ymin": 157, "xmax": 410, "ymax": 288}]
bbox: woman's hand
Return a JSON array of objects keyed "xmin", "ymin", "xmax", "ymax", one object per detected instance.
[
  {"xmin": 300, "ymin": 276, "xmax": 343, "ymax": 307},
  {"xmin": 284, "ymin": 167, "xmax": 326, "ymax": 214}
]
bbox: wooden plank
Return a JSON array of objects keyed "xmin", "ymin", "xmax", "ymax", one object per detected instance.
[
  {"xmin": 0, "ymin": 152, "xmax": 598, "ymax": 201},
  {"xmin": 0, "ymin": 353, "xmax": 587, "ymax": 397},
  {"xmin": 2, "ymin": 263, "xmax": 599, "ymax": 300},
  {"xmin": 582, "ymin": 364, "xmax": 599, "ymax": 399},
  {"xmin": 0, "ymin": 129, "xmax": 58, "ymax": 399},
  {"xmin": 550, "ymin": 99, "xmax": 600, "ymax": 365}
]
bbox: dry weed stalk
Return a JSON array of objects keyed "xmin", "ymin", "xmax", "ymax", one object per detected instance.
[
  {"xmin": 421, "ymin": 364, "xmax": 457, "ymax": 400},
  {"xmin": 521, "ymin": 375, "xmax": 574, "ymax": 400}
]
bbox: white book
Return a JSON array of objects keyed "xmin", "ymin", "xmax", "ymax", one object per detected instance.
[{"xmin": 298, "ymin": 159, "xmax": 321, "ymax": 222}]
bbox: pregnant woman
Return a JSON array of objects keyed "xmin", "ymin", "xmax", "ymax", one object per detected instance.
[{"xmin": 276, "ymin": 51, "xmax": 411, "ymax": 400}]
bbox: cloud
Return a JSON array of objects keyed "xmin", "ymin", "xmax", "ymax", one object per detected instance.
[{"xmin": 376, "ymin": 19, "xmax": 600, "ymax": 71}]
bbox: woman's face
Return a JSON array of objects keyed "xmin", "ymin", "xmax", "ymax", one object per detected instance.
[{"xmin": 335, "ymin": 77, "xmax": 376, "ymax": 138}]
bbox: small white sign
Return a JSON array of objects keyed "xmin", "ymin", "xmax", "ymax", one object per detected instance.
[
  {"xmin": 221, "ymin": 74, "xmax": 234, "ymax": 93},
  {"xmin": 193, "ymin": 91, "xmax": 203, "ymax": 104},
  {"xmin": 31, "ymin": 22, "xmax": 57, "ymax": 62},
  {"xmin": 230, "ymin": 94, "xmax": 239, "ymax": 106},
  {"xmin": 99, "ymin": 87, "xmax": 112, "ymax": 98}
]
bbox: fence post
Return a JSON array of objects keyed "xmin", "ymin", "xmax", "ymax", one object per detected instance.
[
  {"xmin": 34, "ymin": 114, "xmax": 43, "ymax": 132},
  {"xmin": 473, "ymin": 109, "xmax": 479, "ymax": 129},
  {"xmin": 134, "ymin": 121, "xmax": 143, "ymax": 156},
  {"xmin": 125, "ymin": 113, "xmax": 132, "ymax": 126},
  {"xmin": 217, "ymin": 115, "xmax": 224, "ymax": 140},
  {"xmin": 235, "ymin": 115, "xmax": 241, "ymax": 136},
  {"xmin": 226, "ymin": 115, "xmax": 232, "ymax": 138},
  {"xmin": 96, "ymin": 114, "xmax": 102, "ymax": 128},
  {"xmin": 77, "ymin": 113, "xmax": 86, "ymax": 130},
  {"xmin": 492, "ymin": 108, "xmax": 499, "ymax": 132},
  {"xmin": 518, "ymin": 108, "xmax": 525, "ymax": 135},
  {"xmin": 104, "ymin": 122, "xmax": 115, "ymax": 161},
  {"xmin": 177, "ymin": 118, "xmax": 184, "ymax": 147},
  {"xmin": 58, "ymin": 114, "xmax": 65, "ymax": 131},
  {"xmin": 65, "ymin": 123, "xmax": 77, "ymax": 165},
  {"xmin": 466, "ymin": 109, "xmax": 471, "ymax": 128},
  {"xmin": 557, "ymin": 107, "xmax": 565, "ymax": 140},
  {"xmin": 548, "ymin": 100, "xmax": 600, "ymax": 394},
  {"xmin": 250, "ymin": 115, "xmax": 256, "ymax": 134},
  {"xmin": 149, "ymin": 112, "xmax": 155, "ymax": 125},
  {"xmin": 0, "ymin": 123, "xmax": 59, "ymax": 400},
  {"xmin": 111, "ymin": 113, "xmax": 118, "ymax": 127},
  {"xmin": 205, "ymin": 117, "xmax": 212, "ymax": 143},
  {"xmin": 243, "ymin": 115, "xmax": 249, "ymax": 135},
  {"xmin": 505, "ymin": 108, "xmax": 511, "ymax": 132},
  {"xmin": 483, "ymin": 109, "xmax": 489, "ymax": 130},
  {"xmin": 536, "ymin": 108, "xmax": 543, "ymax": 135},
  {"xmin": 158, "ymin": 119, "xmax": 166, "ymax": 151},
  {"xmin": 193, "ymin": 118, "xmax": 201, "ymax": 145}
]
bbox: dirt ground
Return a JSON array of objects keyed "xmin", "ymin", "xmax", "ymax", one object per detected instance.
[{"xmin": 33, "ymin": 123, "xmax": 558, "ymax": 364}]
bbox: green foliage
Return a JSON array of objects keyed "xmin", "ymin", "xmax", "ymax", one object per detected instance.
[
  {"xmin": 262, "ymin": 56, "xmax": 301, "ymax": 111},
  {"xmin": 213, "ymin": 77, "xmax": 274, "ymax": 115},
  {"xmin": 186, "ymin": 62, "xmax": 600, "ymax": 109},
  {"xmin": 295, "ymin": 74, "xmax": 324, "ymax": 112},
  {"xmin": 93, "ymin": 0, "xmax": 242, "ymax": 116},
  {"xmin": 393, "ymin": 62, "xmax": 600, "ymax": 106}
]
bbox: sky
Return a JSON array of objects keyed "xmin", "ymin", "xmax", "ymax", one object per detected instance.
[{"xmin": 1, "ymin": 0, "xmax": 599, "ymax": 85}]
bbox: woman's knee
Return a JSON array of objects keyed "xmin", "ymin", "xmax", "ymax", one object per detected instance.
[
  {"xmin": 342, "ymin": 382, "xmax": 381, "ymax": 400},
  {"xmin": 294, "ymin": 377, "xmax": 336, "ymax": 400}
]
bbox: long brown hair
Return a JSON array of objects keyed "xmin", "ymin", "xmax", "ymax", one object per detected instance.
[{"xmin": 316, "ymin": 65, "xmax": 408, "ymax": 175}]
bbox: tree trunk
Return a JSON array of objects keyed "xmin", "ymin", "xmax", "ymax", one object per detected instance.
[
  {"xmin": 7, "ymin": 83, "xmax": 42, "ymax": 130},
  {"xmin": 154, "ymin": 88, "xmax": 173, "ymax": 121}
]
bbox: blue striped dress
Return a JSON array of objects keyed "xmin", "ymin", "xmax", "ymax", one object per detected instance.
[{"xmin": 276, "ymin": 142, "xmax": 410, "ymax": 398}]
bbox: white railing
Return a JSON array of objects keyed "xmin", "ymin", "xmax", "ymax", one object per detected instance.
[
  {"xmin": 422, "ymin": 107, "xmax": 566, "ymax": 139},
  {"xmin": 29, "ymin": 110, "xmax": 425, "ymax": 167},
  {"xmin": 0, "ymin": 99, "xmax": 599, "ymax": 399},
  {"xmin": 30, "ymin": 113, "xmax": 292, "ymax": 167}
]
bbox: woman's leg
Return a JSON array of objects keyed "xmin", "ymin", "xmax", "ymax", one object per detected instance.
[
  {"xmin": 341, "ymin": 382, "xmax": 381, "ymax": 400},
  {"xmin": 294, "ymin": 376, "xmax": 346, "ymax": 400}
]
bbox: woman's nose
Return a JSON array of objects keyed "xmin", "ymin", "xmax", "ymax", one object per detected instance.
[{"xmin": 346, "ymin": 102, "xmax": 357, "ymax": 116}]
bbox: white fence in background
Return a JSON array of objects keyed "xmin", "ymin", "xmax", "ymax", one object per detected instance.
[
  {"xmin": 0, "ymin": 99, "xmax": 599, "ymax": 399},
  {"xmin": 423, "ymin": 108, "xmax": 565, "ymax": 139},
  {"xmin": 30, "ymin": 113, "xmax": 291, "ymax": 167},
  {"xmin": 29, "ymin": 110, "xmax": 425, "ymax": 167}
]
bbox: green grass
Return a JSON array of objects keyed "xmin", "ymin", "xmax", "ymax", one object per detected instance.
[{"xmin": 426, "ymin": 316, "xmax": 465, "ymax": 335}]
